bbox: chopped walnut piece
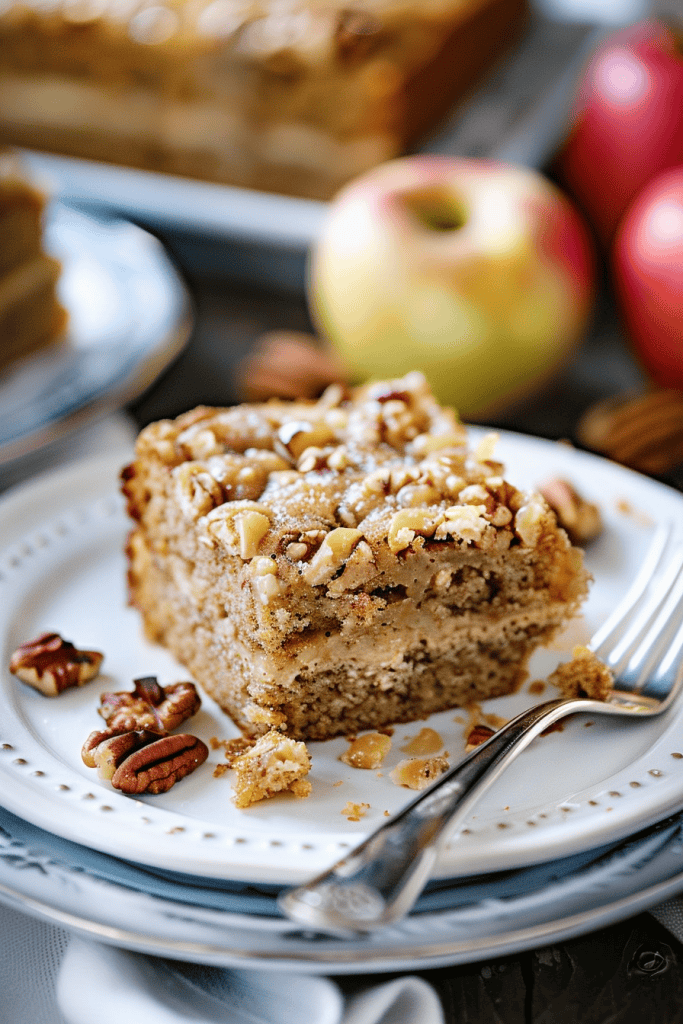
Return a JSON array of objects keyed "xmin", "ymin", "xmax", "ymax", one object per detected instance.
[
  {"xmin": 538, "ymin": 478, "xmax": 603, "ymax": 545},
  {"xmin": 342, "ymin": 801, "xmax": 370, "ymax": 821},
  {"xmin": 9, "ymin": 632, "xmax": 103, "ymax": 696},
  {"xmin": 548, "ymin": 645, "xmax": 614, "ymax": 701},
  {"xmin": 230, "ymin": 730, "xmax": 312, "ymax": 808},
  {"xmin": 390, "ymin": 755, "xmax": 450, "ymax": 790},
  {"xmin": 340, "ymin": 732, "xmax": 392, "ymax": 769}
]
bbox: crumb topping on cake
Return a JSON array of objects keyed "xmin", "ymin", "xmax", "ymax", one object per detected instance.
[{"xmin": 126, "ymin": 373, "xmax": 578, "ymax": 630}]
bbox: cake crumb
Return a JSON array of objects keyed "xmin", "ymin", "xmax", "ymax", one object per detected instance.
[
  {"xmin": 342, "ymin": 801, "xmax": 370, "ymax": 821},
  {"xmin": 340, "ymin": 732, "xmax": 392, "ymax": 769},
  {"xmin": 528, "ymin": 680, "xmax": 546, "ymax": 695},
  {"xmin": 229, "ymin": 730, "xmax": 312, "ymax": 808},
  {"xmin": 400, "ymin": 727, "xmax": 443, "ymax": 756},
  {"xmin": 333, "ymin": 780, "xmax": 344, "ymax": 787},
  {"xmin": 548, "ymin": 645, "xmax": 614, "ymax": 701},
  {"xmin": 390, "ymin": 755, "xmax": 450, "ymax": 790}
]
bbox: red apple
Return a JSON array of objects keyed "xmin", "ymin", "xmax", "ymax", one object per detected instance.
[
  {"xmin": 612, "ymin": 164, "xmax": 683, "ymax": 388},
  {"xmin": 556, "ymin": 18, "xmax": 683, "ymax": 247},
  {"xmin": 308, "ymin": 155, "xmax": 595, "ymax": 419}
]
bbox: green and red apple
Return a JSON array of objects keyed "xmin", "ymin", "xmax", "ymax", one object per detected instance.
[{"xmin": 307, "ymin": 156, "xmax": 596, "ymax": 419}]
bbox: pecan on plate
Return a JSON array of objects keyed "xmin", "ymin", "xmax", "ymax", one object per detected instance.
[
  {"xmin": 464, "ymin": 723, "xmax": 495, "ymax": 752},
  {"xmin": 9, "ymin": 632, "xmax": 103, "ymax": 696},
  {"xmin": 98, "ymin": 677, "xmax": 200, "ymax": 734},
  {"xmin": 111, "ymin": 734, "xmax": 209, "ymax": 795},
  {"xmin": 538, "ymin": 477, "xmax": 603, "ymax": 545},
  {"xmin": 81, "ymin": 728, "xmax": 160, "ymax": 779}
]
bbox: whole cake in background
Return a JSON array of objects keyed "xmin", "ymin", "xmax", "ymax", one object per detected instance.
[
  {"xmin": 122, "ymin": 372, "xmax": 590, "ymax": 742},
  {"xmin": 0, "ymin": 0, "xmax": 527, "ymax": 200},
  {"xmin": 0, "ymin": 149, "xmax": 66, "ymax": 373}
]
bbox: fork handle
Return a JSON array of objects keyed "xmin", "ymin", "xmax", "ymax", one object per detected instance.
[{"xmin": 279, "ymin": 695, "xmax": 591, "ymax": 934}]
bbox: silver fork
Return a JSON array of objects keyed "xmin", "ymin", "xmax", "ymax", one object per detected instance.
[{"xmin": 279, "ymin": 523, "xmax": 683, "ymax": 935}]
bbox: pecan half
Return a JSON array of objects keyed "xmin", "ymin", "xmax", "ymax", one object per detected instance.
[
  {"xmin": 81, "ymin": 728, "xmax": 160, "ymax": 778},
  {"xmin": 111, "ymin": 734, "xmax": 209, "ymax": 794},
  {"xmin": 9, "ymin": 632, "xmax": 103, "ymax": 696},
  {"xmin": 98, "ymin": 677, "xmax": 200, "ymax": 733},
  {"xmin": 156, "ymin": 682, "xmax": 202, "ymax": 731},
  {"xmin": 538, "ymin": 477, "xmax": 603, "ymax": 545}
]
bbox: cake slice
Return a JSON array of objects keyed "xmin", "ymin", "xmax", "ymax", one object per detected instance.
[
  {"xmin": 0, "ymin": 0, "xmax": 527, "ymax": 200},
  {"xmin": 122, "ymin": 372, "xmax": 589, "ymax": 741},
  {"xmin": 0, "ymin": 149, "xmax": 66, "ymax": 372}
]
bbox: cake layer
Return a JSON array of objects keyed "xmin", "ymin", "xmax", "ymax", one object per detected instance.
[
  {"xmin": 0, "ymin": 148, "xmax": 44, "ymax": 276},
  {"xmin": 0, "ymin": 254, "xmax": 65, "ymax": 373},
  {"xmin": 0, "ymin": 147, "xmax": 66, "ymax": 372},
  {"xmin": 0, "ymin": 0, "xmax": 528, "ymax": 199},
  {"xmin": 123, "ymin": 373, "xmax": 590, "ymax": 740}
]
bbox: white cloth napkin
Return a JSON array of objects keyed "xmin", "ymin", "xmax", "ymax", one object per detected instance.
[
  {"xmin": 0, "ymin": 903, "xmax": 445, "ymax": 1024},
  {"xmin": 56, "ymin": 936, "xmax": 445, "ymax": 1024}
]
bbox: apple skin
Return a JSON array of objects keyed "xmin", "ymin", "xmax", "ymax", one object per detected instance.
[
  {"xmin": 612, "ymin": 165, "xmax": 683, "ymax": 389},
  {"xmin": 307, "ymin": 155, "xmax": 596, "ymax": 419},
  {"xmin": 556, "ymin": 19, "xmax": 683, "ymax": 247}
]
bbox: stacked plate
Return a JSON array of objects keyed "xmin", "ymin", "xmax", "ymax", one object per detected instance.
[{"xmin": 2, "ymin": 438, "xmax": 683, "ymax": 973}]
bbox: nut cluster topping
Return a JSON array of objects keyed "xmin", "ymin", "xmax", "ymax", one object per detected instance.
[
  {"xmin": 124, "ymin": 373, "xmax": 562, "ymax": 611},
  {"xmin": 82, "ymin": 676, "xmax": 207, "ymax": 794},
  {"xmin": 9, "ymin": 632, "xmax": 103, "ymax": 697}
]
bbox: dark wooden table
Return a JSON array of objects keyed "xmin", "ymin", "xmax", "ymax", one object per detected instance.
[{"xmin": 124, "ymin": 262, "xmax": 683, "ymax": 1022}]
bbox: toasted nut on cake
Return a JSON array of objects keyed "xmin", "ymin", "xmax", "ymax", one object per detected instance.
[
  {"xmin": 111, "ymin": 734, "xmax": 209, "ymax": 794},
  {"xmin": 9, "ymin": 632, "xmax": 103, "ymax": 696}
]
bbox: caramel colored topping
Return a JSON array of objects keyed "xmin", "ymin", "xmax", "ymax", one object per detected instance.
[
  {"xmin": 340, "ymin": 731, "xmax": 392, "ymax": 769},
  {"xmin": 389, "ymin": 755, "xmax": 449, "ymax": 790},
  {"xmin": 399, "ymin": 727, "xmax": 443, "ymax": 756}
]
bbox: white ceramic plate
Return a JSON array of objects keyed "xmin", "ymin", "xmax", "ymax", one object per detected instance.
[
  {"xmin": 2, "ymin": 800, "xmax": 683, "ymax": 973},
  {"xmin": 0, "ymin": 203, "xmax": 192, "ymax": 468},
  {"xmin": 1, "ymin": 439, "xmax": 683, "ymax": 886}
]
